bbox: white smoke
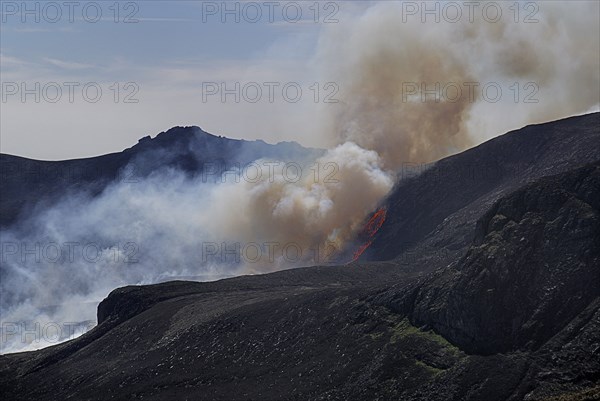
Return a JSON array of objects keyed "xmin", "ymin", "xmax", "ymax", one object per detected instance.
[{"xmin": 1, "ymin": 142, "xmax": 393, "ymax": 353}]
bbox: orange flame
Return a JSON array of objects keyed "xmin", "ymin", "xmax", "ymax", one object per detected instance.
[{"xmin": 350, "ymin": 207, "xmax": 387, "ymax": 262}]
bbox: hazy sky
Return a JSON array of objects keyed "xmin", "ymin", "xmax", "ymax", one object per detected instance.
[
  {"xmin": 1, "ymin": 1, "xmax": 361, "ymax": 159},
  {"xmin": 1, "ymin": 1, "xmax": 598, "ymax": 160}
]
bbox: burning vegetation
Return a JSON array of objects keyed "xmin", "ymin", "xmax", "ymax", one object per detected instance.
[{"xmin": 350, "ymin": 207, "xmax": 387, "ymax": 262}]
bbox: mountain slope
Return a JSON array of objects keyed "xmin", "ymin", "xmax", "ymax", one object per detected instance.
[
  {"xmin": 398, "ymin": 162, "xmax": 600, "ymax": 355},
  {"xmin": 1, "ymin": 163, "xmax": 597, "ymax": 401},
  {"xmin": 1, "ymin": 114, "xmax": 599, "ymax": 400},
  {"xmin": 365, "ymin": 113, "xmax": 600, "ymax": 269}
]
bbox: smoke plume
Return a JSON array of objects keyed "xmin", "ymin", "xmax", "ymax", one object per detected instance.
[
  {"xmin": 0, "ymin": 142, "xmax": 392, "ymax": 352},
  {"xmin": 315, "ymin": 1, "xmax": 600, "ymax": 168}
]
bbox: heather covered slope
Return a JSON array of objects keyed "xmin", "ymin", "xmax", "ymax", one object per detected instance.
[
  {"xmin": 378, "ymin": 161, "xmax": 600, "ymax": 400},
  {"xmin": 1, "ymin": 114, "xmax": 599, "ymax": 400}
]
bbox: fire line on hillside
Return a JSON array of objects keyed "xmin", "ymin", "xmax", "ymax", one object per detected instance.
[{"xmin": 350, "ymin": 207, "xmax": 387, "ymax": 263}]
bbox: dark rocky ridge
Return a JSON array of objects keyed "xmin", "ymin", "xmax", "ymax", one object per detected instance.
[
  {"xmin": 0, "ymin": 126, "xmax": 321, "ymax": 228},
  {"xmin": 0, "ymin": 114, "xmax": 599, "ymax": 400}
]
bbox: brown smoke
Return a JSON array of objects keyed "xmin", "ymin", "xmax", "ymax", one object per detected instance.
[
  {"xmin": 315, "ymin": 1, "xmax": 600, "ymax": 169},
  {"xmin": 202, "ymin": 142, "xmax": 394, "ymax": 271}
]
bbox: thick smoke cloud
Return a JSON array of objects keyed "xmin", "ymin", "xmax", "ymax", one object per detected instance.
[
  {"xmin": 1, "ymin": 143, "xmax": 392, "ymax": 353},
  {"xmin": 315, "ymin": 1, "xmax": 600, "ymax": 168},
  {"xmin": 203, "ymin": 142, "xmax": 393, "ymax": 269}
]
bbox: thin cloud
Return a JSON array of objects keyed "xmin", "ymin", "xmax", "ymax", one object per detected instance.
[
  {"xmin": 0, "ymin": 53, "xmax": 30, "ymax": 67},
  {"xmin": 13, "ymin": 27, "xmax": 77, "ymax": 33},
  {"xmin": 43, "ymin": 57, "xmax": 95, "ymax": 70},
  {"xmin": 134, "ymin": 17, "xmax": 194, "ymax": 22}
]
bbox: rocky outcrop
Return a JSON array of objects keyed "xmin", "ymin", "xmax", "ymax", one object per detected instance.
[
  {"xmin": 96, "ymin": 281, "xmax": 207, "ymax": 325},
  {"xmin": 391, "ymin": 162, "xmax": 600, "ymax": 355}
]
